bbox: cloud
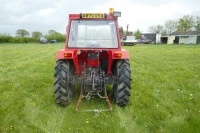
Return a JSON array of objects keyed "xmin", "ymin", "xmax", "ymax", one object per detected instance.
[
  {"xmin": 92, "ymin": 0, "xmax": 200, "ymax": 32},
  {"xmin": 0, "ymin": 0, "xmax": 200, "ymax": 36}
]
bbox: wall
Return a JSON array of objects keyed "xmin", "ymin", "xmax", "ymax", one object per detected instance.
[
  {"xmin": 140, "ymin": 33, "xmax": 161, "ymax": 44},
  {"xmin": 167, "ymin": 36, "xmax": 175, "ymax": 44},
  {"xmin": 179, "ymin": 36, "xmax": 196, "ymax": 44},
  {"xmin": 156, "ymin": 34, "xmax": 161, "ymax": 44}
]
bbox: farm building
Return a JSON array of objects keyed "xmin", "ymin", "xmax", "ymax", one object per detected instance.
[
  {"xmin": 140, "ymin": 33, "xmax": 161, "ymax": 44},
  {"xmin": 170, "ymin": 31, "xmax": 200, "ymax": 44}
]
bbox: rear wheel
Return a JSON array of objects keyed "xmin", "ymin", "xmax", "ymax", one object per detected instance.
[
  {"xmin": 54, "ymin": 60, "xmax": 74, "ymax": 107},
  {"xmin": 113, "ymin": 59, "xmax": 131, "ymax": 107}
]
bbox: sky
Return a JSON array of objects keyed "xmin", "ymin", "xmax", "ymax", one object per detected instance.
[{"xmin": 0, "ymin": 0, "xmax": 200, "ymax": 36}]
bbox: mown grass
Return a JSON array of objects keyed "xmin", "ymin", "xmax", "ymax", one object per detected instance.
[{"xmin": 0, "ymin": 43, "xmax": 200, "ymax": 133}]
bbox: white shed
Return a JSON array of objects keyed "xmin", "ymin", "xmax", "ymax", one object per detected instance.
[{"xmin": 170, "ymin": 31, "xmax": 200, "ymax": 44}]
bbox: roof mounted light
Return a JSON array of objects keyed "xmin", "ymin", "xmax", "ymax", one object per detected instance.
[
  {"xmin": 109, "ymin": 8, "xmax": 114, "ymax": 14},
  {"xmin": 113, "ymin": 11, "xmax": 121, "ymax": 17}
]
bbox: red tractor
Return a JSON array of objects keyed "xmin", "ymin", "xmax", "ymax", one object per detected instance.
[{"xmin": 54, "ymin": 9, "xmax": 131, "ymax": 111}]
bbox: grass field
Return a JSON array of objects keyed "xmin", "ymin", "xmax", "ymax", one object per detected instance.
[{"xmin": 0, "ymin": 43, "xmax": 200, "ymax": 133}]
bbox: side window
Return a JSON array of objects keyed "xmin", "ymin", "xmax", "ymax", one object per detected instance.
[{"xmin": 68, "ymin": 21, "xmax": 77, "ymax": 47}]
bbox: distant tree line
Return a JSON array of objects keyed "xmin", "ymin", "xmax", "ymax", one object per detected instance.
[
  {"xmin": 147, "ymin": 15, "xmax": 200, "ymax": 35},
  {"xmin": 2, "ymin": 14, "xmax": 200, "ymax": 43},
  {"xmin": 0, "ymin": 29, "xmax": 66, "ymax": 43},
  {"xmin": 0, "ymin": 33, "xmax": 38, "ymax": 43},
  {"xmin": 133, "ymin": 15, "xmax": 200, "ymax": 39}
]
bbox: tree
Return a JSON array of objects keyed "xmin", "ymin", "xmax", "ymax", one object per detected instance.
[
  {"xmin": 45, "ymin": 31, "xmax": 66, "ymax": 42},
  {"xmin": 148, "ymin": 26, "xmax": 155, "ymax": 33},
  {"xmin": 16, "ymin": 29, "xmax": 29, "ymax": 37},
  {"xmin": 0, "ymin": 33, "xmax": 12, "ymax": 43},
  {"xmin": 148, "ymin": 25, "xmax": 166, "ymax": 35},
  {"xmin": 32, "ymin": 31, "xmax": 42, "ymax": 38},
  {"xmin": 133, "ymin": 29, "xmax": 142, "ymax": 39},
  {"xmin": 195, "ymin": 16, "xmax": 200, "ymax": 31},
  {"xmin": 48, "ymin": 30, "xmax": 56, "ymax": 35},
  {"xmin": 164, "ymin": 20, "xmax": 177, "ymax": 35},
  {"xmin": 48, "ymin": 30, "xmax": 56, "ymax": 40},
  {"xmin": 54, "ymin": 32, "xmax": 66, "ymax": 42},
  {"xmin": 177, "ymin": 15, "xmax": 195, "ymax": 32}
]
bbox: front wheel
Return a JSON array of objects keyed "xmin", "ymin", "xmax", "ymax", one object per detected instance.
[
  {"xmin": 113, "ymin": 59, "xmax": 131, "ymax": 107},
  {"xmin": 54, "ymin": 60, "xmax": 74, "ymax": 107}
]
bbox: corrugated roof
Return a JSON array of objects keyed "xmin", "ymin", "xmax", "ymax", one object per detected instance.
[{"xmin": 170, "ymin": 31, "xmax": 200, "ymax": 35}]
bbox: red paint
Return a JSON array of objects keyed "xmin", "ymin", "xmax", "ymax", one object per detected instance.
[{"xmin": 56, "ymin": 13, "xmax": 130, "ymax": 75}]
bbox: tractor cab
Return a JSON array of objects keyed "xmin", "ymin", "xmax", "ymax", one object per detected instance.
[{"xmin": 66, "ymin": 9, "xmax": 121, "ymax": 49}]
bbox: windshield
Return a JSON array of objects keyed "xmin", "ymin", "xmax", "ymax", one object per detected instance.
[{"xmin": 68, "ymin": 20, "xmax": 118, "ymax": 48}]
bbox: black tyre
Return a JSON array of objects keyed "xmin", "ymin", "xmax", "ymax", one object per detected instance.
[
  {"xmin": 113, "ymin": 59, "xmax": 131, "ymax": 107},
  {"xmin": 54, "ymin": 60, "xmax": 74, "ymax": 107}
]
